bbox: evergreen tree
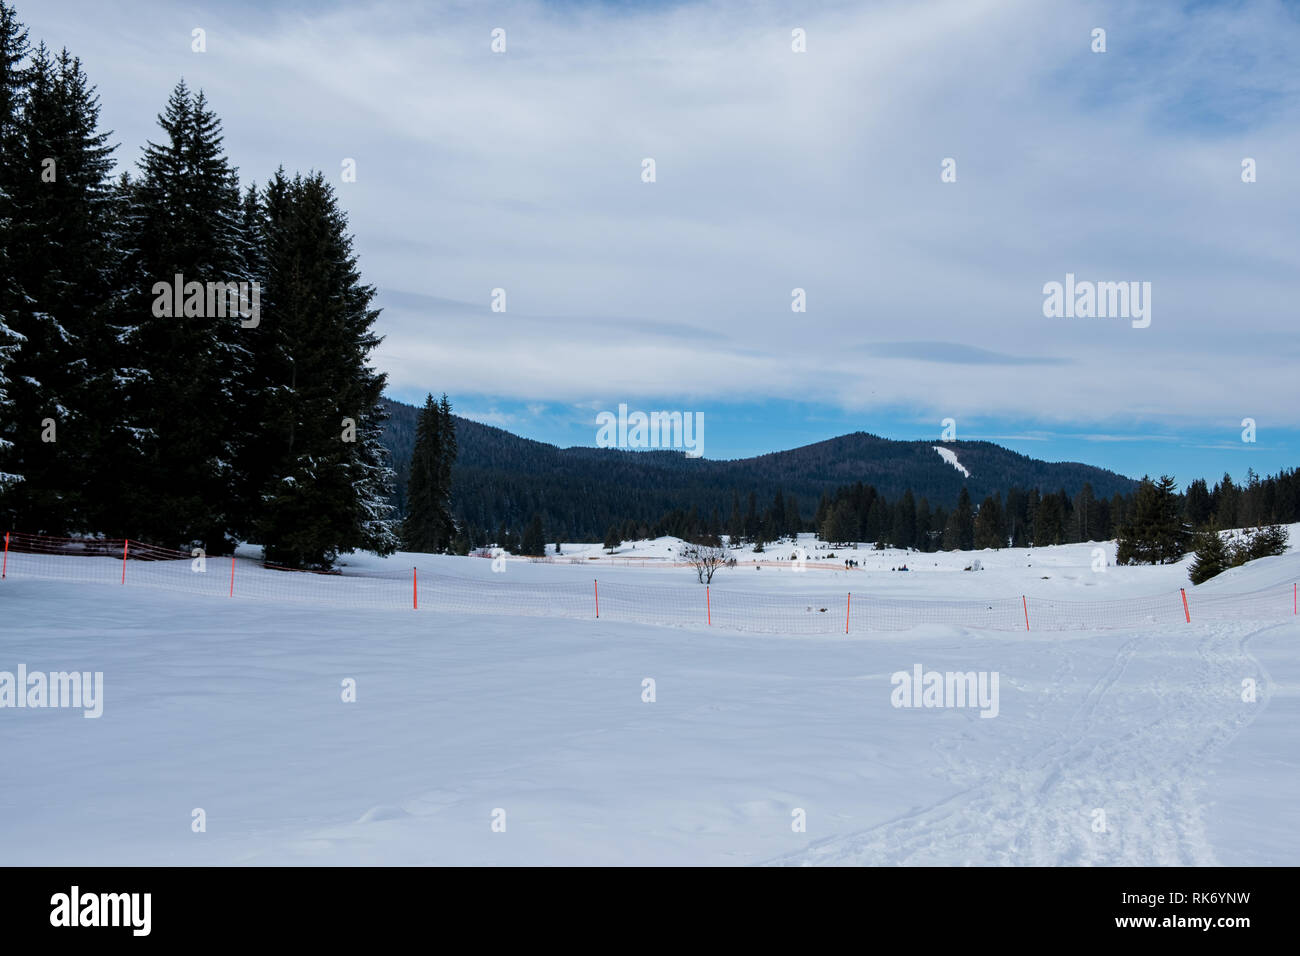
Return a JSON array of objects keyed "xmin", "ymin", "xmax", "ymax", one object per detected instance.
[
  {"xmin": 354, "ymin": 399, "xmax": 400, "ymax": 557},
  {"xmin": 252, "ymin": 170, "xmax": 396, "ymax": 568},
  {"xmin": 821, "ymin": 499, "xmax": 853, "ymax": 544},
  {"xmin": 1188, "ymin": 525, "xmax": 1228, "ymax": 585},
  {"xmin": 866, "ymin": 497, "xmax": 889, "ymax": 545},
  {"xmin": 520, "ymin": 513, "xmax": 544, "ymax": 556},
  {"xmin": 1184, "ymin": 478, "xmax": 1211, "ymax": 529},
  {"xmin": 116, "ymin": 82, "xmax": 248, "ymax": 549},
  {"xmin": 1033, "ymin": 491, "xmax": 1065, "ymax": 546},
  {"xmin": 603, "ymin": 524, "xmax": 620, "ymax": 553},
  {"xmin": 1211, "ymin": 473, "xmax": 1239, "ymax": 529},
  {"xmin": 743, "ymin": 490, "xmax": 758, "ymax": 540},
  {"xmin": 1057, "ymin": 486, "xmax": 1075, "ymax": 543},
  {"xmin": 1073, "ymin": 483, "xmax": 1099, "ymax": 542},
  {"xmin": 785, "ymin": 493, "xmax": 801, "ymax": 539},
  {"xmin": 915, "ymin": 496, "xmax": 933, "ymax": 551},
  {"xmin": 401, "ymin": 394, "xmax": 445, "ymax": 553},
  {"xmin": 435, "ymin": 393, "xmax": 457, "ymax": 550},
  {"xmin": 0, "ymin": 46, "xmax": 117, "ymax": 532},
  {"xmin": 943, "ymin": 487, "xmax": 974, "ymax": 551},
  {"xmin": 1240, "ymin": 469, "xmax": 1264, "ymax": 527},
  {"xmin": 0, "ymin": 1, "xmax": 28, "ymax": 496},
  {"xmin": 1108, "ymin": 492, "xmax": 1126, "ymax": 536},
  {"xmin": 1152, "ymin": 474, "xmax": 1185, "ymax": 561},
  {"xmin": 931, "ymin": 505, "xmax": 948, "ymax": 548},
  {"xmin": 1005, "ymin": 487, "xmax": 1027, "ymax": 547},
  {"xmin": 813, "ymin": 491, "xmax": 831, "ymax": 534},
  {"xmin": 770, "ymin": 489, "xmax": 786, "ymax": 539},
  {"xmin": 891, "ymin": 489, "xmax": 917, "ymax": 549},
  {"xmin": 973, "ymin": 494, "xmax": 1004, "ymax": 549},
  {"xmin": 1116, "ymin": 475, "xmax": 1184, "ymax": 565},
  {"xmin": 225, "ymin": 181, "xmax": 270, "ymax": 537},
  {"xmin": 1249, "ymin": 524, "xmax": 1289, "ymax": 560},
  {"xmin": 726, "ymin": 489, "xmax": 742, "ymax": 545},
  {"xmin": 1231, "ymin": 523, "xmax": 1289, "ymax": 564}
]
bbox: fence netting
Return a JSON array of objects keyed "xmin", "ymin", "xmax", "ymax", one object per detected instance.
[{"xmin": 3, "ymin": 531, "xmax": 1295, "ymax": 635}]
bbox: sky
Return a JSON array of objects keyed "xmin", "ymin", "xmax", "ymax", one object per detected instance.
[{"xmin": 18, "ymin": 0, "xmax": 1300, "ymax": 482}]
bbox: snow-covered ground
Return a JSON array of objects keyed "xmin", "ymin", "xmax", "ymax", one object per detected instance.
[{"xmin": 2, "ymin": 532, "xmax": 1297, "ymax": 865}]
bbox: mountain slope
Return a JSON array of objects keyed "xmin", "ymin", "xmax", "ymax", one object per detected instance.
[{"xmin": 379, "ymin": 397, "xmax": 1136, "ymax": 540}]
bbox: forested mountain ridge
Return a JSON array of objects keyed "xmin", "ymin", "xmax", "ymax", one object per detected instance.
[{"xmin": 379, "ymin": 397, "xmax": 1137, "ymax": 543}]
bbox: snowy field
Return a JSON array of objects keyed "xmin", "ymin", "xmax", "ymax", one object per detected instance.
[{"xmin": 2, "ymin": 533, "xmax": 1298, "ymax": 866}]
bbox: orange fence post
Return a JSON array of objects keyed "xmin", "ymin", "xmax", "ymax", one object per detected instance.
[
  {"xmin": 846, "ymin": 592, "xmax": 851, "ymax": 634},
  {"xmin": 230, "ymin": 555, "xmax": 235, "ymax": 597},
  {"xmin": 706, "ymin": 585, "xmax": 711, "ymax": 625},
  {"xmin": 1023, "ymin": 595, "xmax": 1029, "ymax": 631},
  {"xmin": 413, "ymin": 567, "xmax": 418, "ymax": 610},
  {"xmin": 2, "ymin": 531, "xmax": 8, "ymax": 579},
  {"xmin": 1181, "ymin": 587, "xmax": 1190, "ymax": 623},
  {"xmin": 594, "ymin": 579, "xmax": 599, "ymax": 618},
  {"xmin": 121, "ymin": 539, "xmax": 129, "ymax": 584},
  {"xmin": 1294, "ymin": 583, "xmax": 1296, "ymax": 615}
]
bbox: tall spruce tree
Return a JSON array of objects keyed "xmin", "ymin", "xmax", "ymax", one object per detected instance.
[
  {"xmin": 116, "ymin": 82, "xmax": 248, "ymax": 549},
  {"xmin": 866, "ymin": 497, "xmax": 889, "ymax": 544},
  {"xmin": 942, "ymin": 487, "xmax": 975, "ymax": 551},
  {"xmin": 354, "ymin": 395, "xmax": 399, "ymax": 557},
  {"xmin": 1033, "ymin": 491, "xmax": 1066, "ymax": 546},
  {"xmin": 1188, "ymin": 525, "xmax": 1228, "ymax": 585},
  {"xmin": 402, "ymin": 394, "xmax": 445, "ymax": 553},
  {"xmin": 973, "ymin": 494, "xmax": 1004, "ymax": 550},
  {"xmin": 727, "ymin": 490, "xmax": 743, "ymax": 545},
  {"xmin": 0, "ymin": 1, "xmax": 28, "ymax": 496},
  {"xmin": 890, "ymin": 489, "xmax": 917, "ymax": 549},
  {"xmin": 915, "ymin": 496, "xmax": 933, "ymax": 551},
  {"xmin": 225, "ymin": 181, "xmax": 270, "ymax": 539},
  {"xmin": 1072, "ymin": 482, "xmax": 1099, "ymax": 542},
  {"xmin": 1183, "ymin": 478, "xmax": 1211, "ymax": 529},
  {"xmin": 520, "ymin": 513, "xmax": 544, "ymax": 557},
  {"xmin": 1116, "ymin": 475, "xmax": 1184, "ymax": 565},
  {"xmin": 435, "ymin": 393, "xmax": 457, "ymax": 550},
  {"xmin": 251, "ymin": 170, "xmax": 396, "ymax": 569},
  {"xmin": 0, "ymin": 45, "xmax": 117, "ymax": 532},
  {"xmin": 785, "ymin": 493, "xmax": 801, "ymax": 539}
]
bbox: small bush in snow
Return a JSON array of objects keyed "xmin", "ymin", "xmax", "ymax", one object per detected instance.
[
  {"xmin": 679, "ymin": 542, "xmax": 729, "ymax": 584},
  {"xmin": 1190, "ymin": 524, "xmax": 1289, "ymax": 585}
]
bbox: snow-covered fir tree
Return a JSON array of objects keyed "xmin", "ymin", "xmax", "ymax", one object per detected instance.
[
  {"xmin": 0, "ymin": 1, "xmax": 29, "ymax": 497},
  {"xmin": 115, "ymin": 81, "xmax": 249, "ymax": 550},
  {"xmin": 0, "ymin": 41, "xmax": 116, "ymax": 529},
  {"xmin": 251, "ymin": 170, "xmax": 397, "ymax": 569}
]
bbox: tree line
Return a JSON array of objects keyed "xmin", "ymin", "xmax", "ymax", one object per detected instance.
[
  {"xmin": 808, "ymin": 481, "xmax": 1115, "ymax": 552},
  {"xmin": 587, "ymin": 469, "xmax": 1300, "ymax": 563},
  {"xmin": 0, "ymin": 3, "xmax": 399, "ymax": 569}
]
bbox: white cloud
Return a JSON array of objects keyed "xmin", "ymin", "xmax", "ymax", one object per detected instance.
[{"xmin": 22, "ymin": 0, "xmax": 1300, "ymax": 426}]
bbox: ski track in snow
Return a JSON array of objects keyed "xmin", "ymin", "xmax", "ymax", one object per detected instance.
[{"xmin": 766, "ymin": 623, "xmax": 1274, "ymax": 866}]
